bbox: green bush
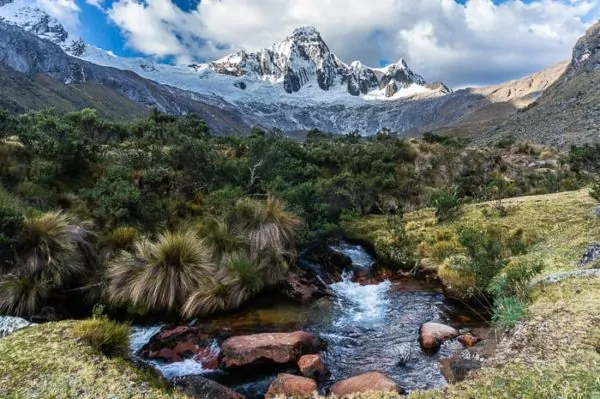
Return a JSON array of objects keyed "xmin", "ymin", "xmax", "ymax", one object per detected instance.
[
  {"xmin": 492, "ymin": 296, "xmax": 527, "ymax": 329},
  {"xmin": 429, "ymin": 187, "xmax": 462, "ymax": 223},
  {"xmin": 0, "ymin": 189, "xmax": 23, "ymax": 267},
  {"xmin": 488, "ymin": 259, "xmax": 544, "ymax": 300},
  {"xmin": 74, "ymin": 318, "xmax": 130, "ymax": 357}
]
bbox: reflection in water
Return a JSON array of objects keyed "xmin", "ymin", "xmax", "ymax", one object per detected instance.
[{"xmin": 131, "ymin": 244, "xmax": 471, "ymax": 398}]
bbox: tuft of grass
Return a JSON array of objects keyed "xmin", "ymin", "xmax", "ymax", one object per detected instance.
[
  {"xmin": 74, "ymin": 318, "xmax": 130, "ymax": 357},
  {"xmin": 107, "ymin": 229, "xmax": 215, "ymax": 314}
]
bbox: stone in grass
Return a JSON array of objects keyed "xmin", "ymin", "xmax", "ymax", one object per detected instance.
[{"xmin": 173, "ymin": 375, "xmax": 245, "ymax": 399}]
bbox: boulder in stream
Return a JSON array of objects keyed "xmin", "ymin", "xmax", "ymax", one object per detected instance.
[
  {"xmin": 173, "ymin": 375, "xmax": 245, "ymax": 399},
  {"xmin": 139, "ymin": 326, "xmax": 219, "ymax": 369},
  {"xmin": 265, "ymin": 373, "xmax": 317, "ymax": 398},
  {"xmin": 329, "ymin": 372, "xmax": 405, "ymax": 396},
  {"xmin": 419, "ymin": 322, "xmax": 459, "ymax": 352},
  {"xmin": 298, "ymin": 354, "xmax": 330, "ymax": 381},
  {"xmin": 458, "ymin": 333, "xmax": 482, "ymax": 347},
  {"xmin": 219, "ymin": 331, "xmax": 326, "ymax": 370},
  {"xmin": 278, "ymin": 269, "xmax": 329, "ymax": 303},
  {"xmin": 301, "ymin": 242, "xmax": 352, "ymax": 282}
]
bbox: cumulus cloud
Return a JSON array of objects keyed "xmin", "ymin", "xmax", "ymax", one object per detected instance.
[
  {"xmin": 36, "ymin": 0, "xmax": 80, "ymax": 30},
  {"xmin": 103, "ymin": 0, "xmax": 600, "ymax": 87}
]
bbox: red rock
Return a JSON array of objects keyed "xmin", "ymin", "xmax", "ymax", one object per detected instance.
[
  {"xmin": 219, "ymin": 331, "xmax": 326, "ymax": 370},
  {"xmin": 330, "ymin": 372, "xmax": 404, "ymax": 396},
  {"xmin": 298, "ymin": 354, "xmax": 330, "ymax": 381},
  {"xmin": 140, "ymin": 326, "xmax": 218, "ymax": 369},
  {"xmin": 458, "ymin": 333, "xmax": 482, "ymax": 347},
  {"xmin": 419, "ymin": 322, "xmax": 458, "ymax": 352},
  {"xmin": 279, "ymin": 270, "xmax": 329, "ymax": 303},
  {"xmin": 265, "ymin": 374, "xmax": 317, "ymax": 398}
]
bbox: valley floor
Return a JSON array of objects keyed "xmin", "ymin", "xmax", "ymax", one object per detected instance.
[{"xmin": 0, "ymin": 190, "xmax": 598, "ymax": 398}]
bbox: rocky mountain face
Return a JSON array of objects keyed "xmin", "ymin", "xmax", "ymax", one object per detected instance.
[
  {"xmin": 479, "ymin": 20, "xmax": 600, "ymax": 148},
  {"xmin": 209, "ymin": 26, "xmax": 432, "ymax": 98},
  {"xmin": 0, "ymin": 21, "xmax": 249, "ymax": 133},
  {"xmin": 0, "ymin": 0, "xmax": 569, "ymax": 137}
]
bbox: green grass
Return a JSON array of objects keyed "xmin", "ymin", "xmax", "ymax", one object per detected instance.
[
  {"xmin": 340, "ymin": 189, "xmax": 600, "ymax": 399},
  {"xmin": 0, "ymin": 320, "xmax": 188, "ymax": 399}
]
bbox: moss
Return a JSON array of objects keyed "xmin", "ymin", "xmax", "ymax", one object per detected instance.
[{"xmin": 0, "ymin": 320, "xmax": 188, "ymax": 399}]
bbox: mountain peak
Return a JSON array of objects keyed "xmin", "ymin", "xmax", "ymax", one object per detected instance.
[
  {"xmin": 568, "ymin": 19, "xmax": 600, "ymax": 77},
  {"xmin": 290, "ymin": 25, "xmax": 322, "ymax": 41}
]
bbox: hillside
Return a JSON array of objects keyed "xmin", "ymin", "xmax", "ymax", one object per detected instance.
[
  {"xmin": 479, "ymin": 20, "xmax": 600, "ymax": 148},
  {"xmin": 345, "ymin": 189, "xmax": 600, "ymax": 399}
]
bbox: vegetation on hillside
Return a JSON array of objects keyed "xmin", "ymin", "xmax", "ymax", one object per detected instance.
[{"xmin": 0, "ymin": 107, "xmax": 599, "ymax": 321}]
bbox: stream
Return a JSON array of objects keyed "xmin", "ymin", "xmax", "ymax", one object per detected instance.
[{"xmin": 130, "ymin": 244, "xmax": 480, "ymax": 398}]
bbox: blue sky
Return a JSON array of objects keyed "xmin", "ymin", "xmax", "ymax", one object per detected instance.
[{"xmin": 62, "ymin": 0, "xmax": 599, "ymax": 86}]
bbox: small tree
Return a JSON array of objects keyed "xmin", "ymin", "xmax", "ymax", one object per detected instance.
[{"xmin": 429, "ymin": 186, "xmax": 462, "ymax": 223}]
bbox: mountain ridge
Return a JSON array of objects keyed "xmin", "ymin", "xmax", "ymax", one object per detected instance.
[{"xmin": 0, "ymin": 0, "xmax": 577, "ymax": 138}]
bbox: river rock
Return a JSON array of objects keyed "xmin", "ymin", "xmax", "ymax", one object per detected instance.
[
  {"xmin": 173, "ymin": 375, "xmax": 245, "ymax": 399},
  {"xmin": 419, "ymin": 322, "xmax": 459, "ymax": 352},
  {"xmin": 458, "ymin": 333, "xmax": 482, "ymax": 347},
  {"xmin": 330, "ymin": 372, "xmax": 404, "ymax": 396},
  {"xmin": 0, "ymin": 316, "xmax": 34, "ymax": 338},
  {"xmin": 298, "ymin": 354, "xmax": 330, "ymax": 381},
  {"xmin": 302, "ymin": 242, "xmax": 352, "ymax": 282},
  {"xmin": 265, "ymin": 373, "xmax": 317, "ymax": 398},
  {"xmin": 439, "ymin": 355, "xmax": 482, "ymax": 383},
  {"xmin": 278, "ymin": 269, "xmax": 329, "ymax": 303},
  {"xmin": 219, "ymin": 331, "xmax": 326, "ymax": 370},
  {"xmin": 139, "ymin": 326, "xmax": 219, "ymax": 369}
]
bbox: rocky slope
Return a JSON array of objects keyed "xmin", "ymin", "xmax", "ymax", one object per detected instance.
[
  {"xmin": 480, "ymin": 20, "xmax": 600, "ymax": 147},
  {"xmin": 0, "ymin": 0, "xmax": 568, "ymax": 135},
  {"xmin": 0, "ymin": 20, "xmax": 249, "ymax": 133}
]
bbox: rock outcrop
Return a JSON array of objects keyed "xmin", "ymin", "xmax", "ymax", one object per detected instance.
[
  {"xmin": 0, "ymin": 316, "xmax": 33, "ymax": 338},
  {"xmin": 329, "ymin": 372, "xmax": 404, "ymax": 396},
  {"xmin": 219, "ymin": 331, "xmax": 326, "ymax": 370},
  {"xmin": 265, "ymin": 373, "xmax": 317, "ymax": 398}
]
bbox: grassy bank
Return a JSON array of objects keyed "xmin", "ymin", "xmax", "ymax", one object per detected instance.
[
  {"xmin": 343, "ymin": 189, "xmax": 600, "ymax": 399},
  {"xmin": 0, "ymin": 320, "xmax": 186, "ymax": 399}
]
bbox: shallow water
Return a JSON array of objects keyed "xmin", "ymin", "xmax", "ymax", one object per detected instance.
[{"xmin": 131, "ymin": 244, "xmax": 480, "ymax": 398}]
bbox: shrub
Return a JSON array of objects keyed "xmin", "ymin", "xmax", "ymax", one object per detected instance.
[
  {"xmin": 488, "ymin": 259, "xmax": 544, "ymax": 300},
  {"xmin": 181, "ymin": 276, "xmax": 232, "ymax": 318},
  {"xmin": 16, "ymin": 211, "xmax": 94, "ymax": 286},
  {"xmin": 74, "ymin": 318, "xmax": 130, "ymax": 357},
  {"xmin": 0, "ymin": 275, "xmax": 49, "ymax": 317},
  {"xmin": 492, "ymin": 296, "xmax": 527, "ymax": 329},
  {"xmin": 233, "ymin": 196, "xmax": 301, "ymax": 275},
  {"xmin": 107, "ymin": 229, "xmax": 215, "ymax": 314},
  {"xmin": 0, "ymin": 189, "xmax": 23, "ymax": 268},
  {"xmin": 429, "ymin": 187, "xmax": 462, "ymax": 223},
  {"xmin": 457, "ymin": 228, "xmax": 509, "ymax": 295}
]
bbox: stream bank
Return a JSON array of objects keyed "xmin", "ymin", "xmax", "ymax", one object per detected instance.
[{"xmin": 131, "ymin": 244, "xmax": 489, "ymax": 398}]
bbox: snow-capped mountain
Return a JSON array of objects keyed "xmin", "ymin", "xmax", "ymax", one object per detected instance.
[
  {"xmin": 0, "ymin": 0, "xmax": 563, "ymax": 136},
  {"xmin": 0, "ymin": 0, "xmax": 447, "ymax": 105}
]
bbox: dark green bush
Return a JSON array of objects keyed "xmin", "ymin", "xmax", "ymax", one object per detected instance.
[{"xmin": 429, "ymin": 187, "xmax": 462, "ymax": 222}]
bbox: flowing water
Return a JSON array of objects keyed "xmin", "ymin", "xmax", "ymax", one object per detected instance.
[{"xmin": 131, "ymin": 244, "xmax": 480, "ymax": 398}]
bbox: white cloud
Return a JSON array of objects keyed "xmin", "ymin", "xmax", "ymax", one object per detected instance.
[
  {"xmin": 86, "ymin": 0, "xmax": 105, "ymax": 8},
  {"xmin": 104, "ymin": 0, "xmax": 600, "ymax": 86},
  {"xmin": 36, "ymin": 0, "xmax": 80, "ymax": 30}
]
